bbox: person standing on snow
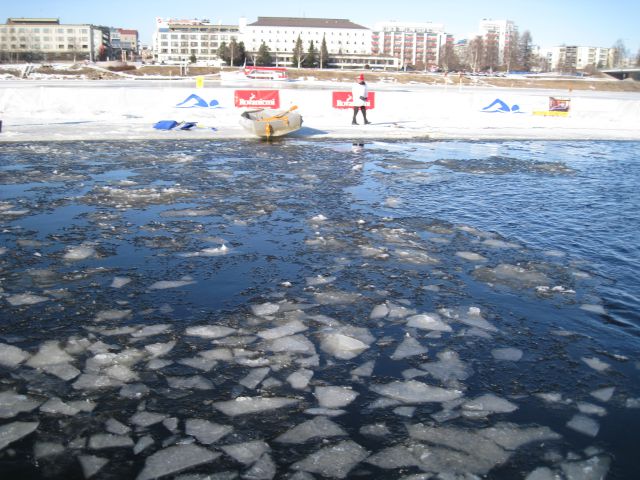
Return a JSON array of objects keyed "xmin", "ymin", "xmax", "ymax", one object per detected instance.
[{"xmin": 351, "ymin": 73, "xmax": 371, "ymax": 125}]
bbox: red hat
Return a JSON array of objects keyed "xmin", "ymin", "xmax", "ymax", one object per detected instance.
[{"xmin": 358, "ymin": 74, "xmax": 365, "ymax": 82}]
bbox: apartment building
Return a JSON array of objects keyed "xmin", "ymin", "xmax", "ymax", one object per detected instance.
[
  {"xmin": 372, "ymin": 21, "xmax": 452, "ymax": 70},
  {"xmin": 542, "ymin": 45, "xmax": 611, "ymax": 71},
  {"xmin": 0, "ymin": 18, "xmax": 110, "ymax": 62},
  {"xmin": 478, "ymin": 18, "xmax": 517, "ymax": 67},
  {"xmin": 110, "ymin": 28, "xmax": 139, "ymax": 61},
  {"xmin": 152, "ymin": 18, "xmax": 239, "ymax": 65}
]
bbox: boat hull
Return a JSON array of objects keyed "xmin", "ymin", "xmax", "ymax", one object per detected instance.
[{"xmin": 240, "ymin": 109, "xmax": 303, "ymax": 138}]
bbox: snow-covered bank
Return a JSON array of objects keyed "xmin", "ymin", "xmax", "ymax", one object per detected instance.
[{"xmin": 1, "ymin": 80, "xmax": 639, "ymax": 141}]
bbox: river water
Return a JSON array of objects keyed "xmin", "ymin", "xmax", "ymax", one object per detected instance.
[{"xmin": 0, "ymin": 139, "xmax": 638, "ymax": 479}]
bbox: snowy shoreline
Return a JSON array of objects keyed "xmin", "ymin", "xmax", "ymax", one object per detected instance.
[{"xmin": 1, "ymin": 79, "xmax": 639, "ymax": 142}]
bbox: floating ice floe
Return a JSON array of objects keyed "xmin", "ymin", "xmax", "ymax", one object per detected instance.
[
  {"xmin": 590, "ymin": 387, "xmax": 615, "ymax": 402},
  {"xmin": 580, "ymin": 304, "xmax": 607, "ymax": 315},
  {"xmin": 406, "ymin": 313, "xmax": 452, "ymax": 332},
  {"xmin": 186, "ymin": 325, "xmax": 236, "ymax": 339},
  {"xmin": 144, "ymin": 340, "xmax": 176, "ymax": 358},
  {"xmin": 34, "ymin": 441, "xmax": 65, "ymax": 459},
  {"xmin": 391, "ymin": 335, "xmax": 428, "ymax": 360},
  {"xmin": 275, "ymin": 416, "xmax": 347, "ymax": 444},
  {"xmin": 0, "ymin": 390, "xmax": 42, "ymax": 419},
  {"xmin": 320, "ymin": 332, "xmax": 369, "ymax": 360},
  {"xmin": 94, "ymin": 309, "xmax": 132, "ymax": 322},
  {"xmin": 251, "ymin": 302, "xmax": 280, "ymax": 317},
  {"xmin": 6, "ymin": 293, "xmax": 50, "ymax": 306},
  {"xmin": 420, "ymin": 350, "xmax": 472, "ymax": 382},
  {"xmin": 462, "ymin": 394, "xmax": 518, "ymax": 417},
  {"xmin": 291, "ymin": 440, "xmax": 369, "ymax": 479},
  {"xmin": 440, "ymin": 306, "xmax": 497, "ymax": 332},
  {"xmin": 370, "ymin": 380, "xmax": 462, "ymax": 404},
  {"xmin": 213, "ymin": 396, "xmax": 299, "ymax": 417},
  {"xmin": 220, "ymin": 440, "xmax": 270, "ymax": 465},
  {"xmin": 257, "ymin": 319, "xmax": 307, "ymax": 340},
  {"xmin": 566, "ymin": 414, "xmax": 600, "ymax": 437},
  {"xmin": 185, "ymin": 418, "xmax": 233, "ymax": 444},
  {"xmin": 314, "ymin": 386, "xmax": 359, "ymax": 409},
  {"xmin": 78, "ymin": 455, "xmax": 109, "ymax": 478},
  {"xmin": 581, "ymin": 356, "xmax": 610, "ymax": 372},
  {"xmin": 491, "ymin": 347, "xmax": 524, "ymax": 361},
  {"xmin": 239, "ymin": 367, "xmax": 271, "ymax": 389},
  {"xmin": 306, "ymin": 275, "xmax": 336, "ymax": 286},
  {"xmin": 560, "ymin": 455, "xmax": 610, "ymax": 480},
  {"xmin": 473, "ymin": 263, "xmax": 551, "ymax": 289},
  {"xmin": 180, "ymin": 244, "xmax": 230, "ymax": 257},
  {"xmin": 456, "ymin": 251, "xmax": 487, "ymax": 262},
  {"xmin": 89, "ymin": 433, "xmax": 134, "ymax": 449},
  {"xmin": 0, "ymin": 421, "xmax": 39, "ymax": 450},
  {"xmin": 0, "ymin": 342, "xmax": 29, "ymax": 367},
  {"xmin": 110, "ymin": 276, "xmax": 131, "ymax": 288},
  {"xmin": 63, "ymin": 245, "xmax": 96, "ymax": 261},
  {"xmin": 148, "ymin": 277, "xmax": 196, "ymax": 290},
  {"xmin": 136, "ymin": 444, "xmax": 221, "ymax": 480}
]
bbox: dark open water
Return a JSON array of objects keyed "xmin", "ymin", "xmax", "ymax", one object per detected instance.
[{"xmin": 0, "ymin": 140, "xmax": 638, "ymax": 479}]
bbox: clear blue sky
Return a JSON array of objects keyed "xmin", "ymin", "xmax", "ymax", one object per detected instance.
[{"xmin": 5, "ymin": 0, "xmax": 639, "ymax": 51}]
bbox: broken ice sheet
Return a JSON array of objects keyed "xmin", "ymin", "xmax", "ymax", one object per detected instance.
[
  {"xmin": 213, "ymin": 396, "xmax": 299, "ymax": 417},
  {"xmin": 275, "ymin": 417, "xmax": 347, "ymax": 444},
  {"xmin": 185, "ymin": 419, "xmax": 232, "ymax": 445},
  {"xmin": 391, "ymin": 335, "xmax": 428, "ymax": 360},
  {"xmin": 220, "ymin": 440, "xmax": 270, "ymax": 465},
  {"xmin": 0, "ymin": 421, "xmax": 39, "ymax": 450},
  {"xmin": 136, "ymin": 444, "xmax": 221, "ymax": 480},
  {"xmin": 314, "ymin": 386, "xmax": 359, "ymax": 409},
  {"xmin": 566, "ymin": 414, "xmax": 600, "ymax": 437},
  {"xmin": 0, "ymin": 342, "xmax": 30, "ymax": 368},
  {"xmin": 0, "ymin": 390, "xmax": 43, "ymax": 419},
  {"xmin": 6, "ymin": 293, "xmax": 50, "ymax": 306},
  {"xmin": 291, "ymin": 440, "xmax": 368, "ymax": 479},
  {"xmin": 370, "ymin": 380, "xmax": 463, "ymax": 404}
]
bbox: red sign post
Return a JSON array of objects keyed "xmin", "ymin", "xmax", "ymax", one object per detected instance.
[
  {"xmin": 234, "ymin": 90, "xmax": 280, "ymax": 108},
  {"xmin": 332, "ymin": 91, "xmax": 376, "ymax": 109}
]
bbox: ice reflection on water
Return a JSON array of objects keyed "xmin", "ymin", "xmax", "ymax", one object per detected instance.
[{"xmin": 0, "ymin": 140, "xmax": 638, "ymax": 479}]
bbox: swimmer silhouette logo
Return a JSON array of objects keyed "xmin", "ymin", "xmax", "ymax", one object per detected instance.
[
  {"xmin": 176, "ymin": 94, "xmax": 220, "ymax": 108},
  {"xmin": 481, "ymin": 98, "xmax": 524, "ymax": 113}
]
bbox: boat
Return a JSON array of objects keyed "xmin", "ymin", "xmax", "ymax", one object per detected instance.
[
  {"xmin": 239, "ymin": 106, "xmax": 302, "ymax": 139},
  {"xmin": 220, "ymin": 66, "xmax": 289, "ymax": 82}
]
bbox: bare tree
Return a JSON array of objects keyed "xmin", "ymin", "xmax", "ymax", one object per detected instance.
[
  {"xmin": 610, "ymin": 39, "xmax": 627, "ymax": 68},
  {"xmin": 519, "ymin": 31, "xmax": 533, "ymax": 72},
  {"xmin": 467, "ymin": 36, "xmax": 484, "ymax": 72},
  {"xmin": 483, "ymin": 33, "xmax": 499, "ymax": 72},
  {"xmin": 438, "ymin": 40, "xmax": 458, "ymax": 71},
  {"xmin": 636, "ymin": 48, "xmax": 640, "ymax": 67},
  {"xmin": 505, "ymin": 30, "xmax": 519, "ymax": 72}
]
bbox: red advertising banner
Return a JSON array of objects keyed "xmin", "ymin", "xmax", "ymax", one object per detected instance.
[
  {"xmin": 332, "ymin": 91, "xmax": 376, "ymax": 109},
  {"xmin": 234, "ymin": 90, "xmax": 280, "ymax": 108}
]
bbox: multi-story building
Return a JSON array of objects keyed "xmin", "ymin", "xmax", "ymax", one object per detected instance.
[
  {"xmin": 0, "ymin": 17, "xmax": 110, "ymax": 63},
  {"xmin": 542, "ymin": 45, "xmax": 611, "ymax": 72},
  {"xmin": 371, "ymin": 21, "xmax": 453, "ymax": 70},
  {"xmin": 478, "ymin": 19, "xmax": 517, "ymax": 67},
  {"xmin": 110, "ymin": 28, "xmax": 139, "ymax": 61},
  {"xmin": 152, "ymin": 18, "xmax": 239, "ymax": 65}
]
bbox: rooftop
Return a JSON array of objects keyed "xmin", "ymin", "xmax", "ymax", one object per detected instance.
[{"xmin": 248, "ymin": 17, "xmax": 368, "ymax": 30}]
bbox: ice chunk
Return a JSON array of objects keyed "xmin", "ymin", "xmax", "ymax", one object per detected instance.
[
  {"xmin": 120, "ymin": 383, "xmax": 150, "ymax": 399},
  {"xmin": 313, "ymin": 291, "xmax": 362, "ymax": 305},
  {"xmin": 94, "ymin": 309, "xmax": 132, "ymax": 322},
  {"xmin": 580, "ymin": 304, "xmax": 607, "ymax": 315},
  {"xmin": 560, "ymin": 455, "xmax": 610, "ymax": 480},
  {"xmin": 304, "ymin": 408, "xmax": 346, "ymax": 417},
  {"xmin": 148, "ymin": 278, "xmax": 196, "ymax": 290},
  {"xmin": 394, "ymin": 406, "xmax": 415, "ymax": 417},
  {"xmin": 63, "ymin": 245, "xmax": 96, "ymax": 261},
  {"xmin": 351, "ymin": 361, "xmax": 375, "ymax": 377},
  {"xmin": 314, "ymin": 386, "xmax": 358, "ymax": 409},
  {"xmin": 406, "ymin": 313, "xmax": 452, "ymax": 332},
  {"xmin": 590, "ymin": 387, "xmax": 615, "ymax": 402},
  {"xmin": 78, "ymin": 455, "xmax": 109, "ymax": 478},
  {"xmin": 566, "ymin": 414, "xmax": 599, "ymax": 437},
  {"xmin": 0, "ymin": 421, "xmax": 39, "ymax": 450},
  {"xmin": 0, "ymin": 343, "xmax": 30, "ymax": 368},
  {"xmin": 365, "ymin": 444, "xmax": 420, "ymax": 469},
  {"xmin": 359, "ymin": 423, "xmax": 391, "ymax": 437},
  {"xmin": 34, "ymin": 441, "xmax": 65, "ymax": 459},
  {"xmin": 0, "ymin": 390, "xmax": 42, "ymax": 418},
  {"xmin": 131, "ymin": 324, "xmax": 172, "ymax": 338},
  {"xmin": 369, "ymin": 303, "xmax": 389, "ymax": 319},
  {"xmin": 134, "ymin": 436, "xmax": 154, "ymax": 455},
  {"xmin": 145, "ymin": 341, "xmax": 176, "ymax": 358},
  {"xmin": 40, "ymin": 397, "xmax": 81, "ymax": 416},
  {"xmin": 320, "ymin": 333, "xmax": 369, "ymax": 360},
  {"xmin": 577, "ymin": 402, "xmax": 607, "ymax": 417},
  {"xmin": 6, "ymin": 293, "xmax": 50, "ymax": 306},
  {"xmin": 213, "ymin": 396, "xmax": 299, "ymax": 417},
  {"xmin": 267, "ymin": 334, "xmax": 315, "ymax": 355},
  {"xmin": 244, "ymin": 453, "xmax": 276, "ymax": 480},
  {"xmin": 136, "ymin": 444, "xmax": 220, "ymax": 480},
  {"xmin": 43, "ymin": 363, "xmax": 81, "ymax": 381},
  {"xmin": 306, "ymin": 275, "xmax": 335, "ymax": 286},
  {"xmin": 291, "ymin": 440, "xmax": 368, "ymax": 479},
  {"xmin": 287, "ymin": 369, "xmax": 314, "ymax": 390},
  {"xmin": 240, "ymin": 367, "xmax": 271, "ymax": 389},
  {"xmin": 130, "ymin": 411, "xmax": 168, "ymax": 428},
  {"xmin": 185, "ymin": 419, "xmax": 232, "ymax": 445},
  {"xmin": 178, "ymin": 357, "xmax": 218, "ymax": 372},
  {"xmin": 275, "ymin": 417, "xmax": 347, "ymax": 444},
  {"xmin": 257, "ymin": 320, "xmax": 307, "ymax": 340},
  {"xmin": 478, "ymin": 422, "xmax": 561, "ymax": 450},
  {"xmin": 420, "ymin": 350, "xmax": 472, "ymax": 382},
  {"xmin": 73, "ymin": 373, "xmax": 123, "ymax": 390},
  {"xmin": 492, "ymin": 348, "xmax": 523, "ymax": 361},
  {"xmin": 166, "ymin": 375, "xmax": 214, "ymax": 390},
  {"xmin": 186, "ymin": 325, "xmax": 236, "ymax": 339},
  {"xmin": 525, "ymin": 467, "xmax": 562, "ymax": 480},
  {"xmin": 26, "ymin": 341, "xmax": 74, "ymax": 368},
  {"xmin": 251, "ymin": 302, "xmax": 280, "ymax": 317},
  {"xmin": 581, "ymin": 357, "xmax": 610, "ymax": 372},
  {"xmin": 89, "ymin": 433, "xmax": 134, "ymax": 449},
  {"xmin": 220, "ymin": 440, "xmax": 270, "ymax": 465},
  {"xmin": 462, "ymin": 394, "xmax": 518, "ymax": 416},
  {"xmin": 110, "ymin": 276, "xmax": 132, "ymax": 288},
  {"xmin": 391, "ymin": 335, "xmax": 428, "ymax": 360},
  {"xmin": 105, "ymin": 418, "xmax": 131, "ymax": 435},
  {"xmin": 456, "ymin": 251, "xmax": 487, "ymax": 262},
  {"xmin": 370, "ymin": 380, "xmax": 462, "ymax": 404}
]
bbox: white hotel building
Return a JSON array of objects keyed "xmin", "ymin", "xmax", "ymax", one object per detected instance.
[{"xmin": 478, "ymin": 19, "xmax": 517, "ymax": 67}]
